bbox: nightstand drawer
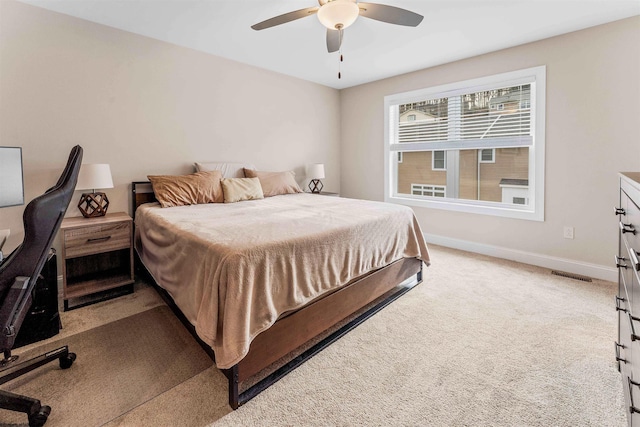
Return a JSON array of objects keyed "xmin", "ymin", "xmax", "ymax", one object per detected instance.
[{"xmin": 64, "ymin": 221, "xmax": 131, "ymax": 258}]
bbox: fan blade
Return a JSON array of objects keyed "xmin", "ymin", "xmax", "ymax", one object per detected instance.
[
  {"xmin": 251, "ymin": 7, "xmax": 319, "ymax": 30},
  {"xmin": 326, "ymin": 29, "xmax": 342, "ymax": 53},
  {"xmin": 358, "ymin": 3, "xmax": 423, "ymax": 27}
]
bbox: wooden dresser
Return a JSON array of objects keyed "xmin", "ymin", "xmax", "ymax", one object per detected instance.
[{"xmin": 617, "ymin": 172, "xmax": 640, "ymax": 425}]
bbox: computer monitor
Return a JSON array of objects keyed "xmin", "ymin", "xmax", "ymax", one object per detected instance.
[{"xmin": 0, "ymin": 146, "xmax": 24, "ymax": 208}]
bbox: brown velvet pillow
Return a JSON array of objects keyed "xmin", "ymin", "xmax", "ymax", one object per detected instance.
[
  {"xmin": 147, "ymin": 170, "xmax": 224, "ymax": 208},
  {"xmin": 243, "ymin": 169, "xmax": 303, "ymax": 197},
  {"xmin": 221, "ymin": 177, "xmax": 264, "ymax": 203}
]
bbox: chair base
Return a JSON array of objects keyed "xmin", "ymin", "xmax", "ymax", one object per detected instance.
[
  {"xmin": 0, "ymin": 345, "xmax": 75, "ymax": 426},
  {"xmin": 0, "ymin": 390, "xmax": 50, "ymax": 427}
]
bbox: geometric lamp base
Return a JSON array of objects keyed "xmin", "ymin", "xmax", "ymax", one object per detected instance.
[
  {"xmin": 308, "ymin": 179, "xmax": 324, "ymax": 194},
  {"xmin": 78, "ymin": 192, "xmax": 109, "ymax": 218}
]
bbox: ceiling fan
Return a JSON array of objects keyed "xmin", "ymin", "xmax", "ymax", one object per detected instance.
[{"xmin": 251, "ymin": 0, "xmax": 424, "ymax": 53}]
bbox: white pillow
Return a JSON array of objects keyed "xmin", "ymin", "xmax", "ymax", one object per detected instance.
[{"xmin": 194, "ymin": 162, "xmax": 256, "ymax": 178}]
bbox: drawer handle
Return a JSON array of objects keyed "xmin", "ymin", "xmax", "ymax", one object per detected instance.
[
  {"xmin": 87, "ymin": 236, "xmax": 112, "ymax": 244},
  {"xmin": 620, "ymin": 222, "xmax": 636, "ymax": 235},
  {"xmin": 616, "ymin": 207, "xmax": 626, "ymax": 216},
  {"xmin": 629, "ymin": 313, "xmax": 640, "ymax": 341},
  {"xmin": 629, "ymin": 377, "xmax": 640, "ymax": 414},
  {"xmin": 617, "ymin": 296, "xmax": 629, "ymax": 313},
  {"xmin": 631, "ymin": 250, "xmax": 640, "ymax": 272},
  {"xmin": 616, "ymin": 255, "xmax": 628, "ymax": 269},
  {"xmin": 616, "ymin": 341, "xmax": 628, "ymax": 365}
]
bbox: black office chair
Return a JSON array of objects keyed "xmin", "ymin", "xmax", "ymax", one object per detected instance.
[{"xmin": 0, "ymin": 145, "xmax": 83, "ymax": 427}]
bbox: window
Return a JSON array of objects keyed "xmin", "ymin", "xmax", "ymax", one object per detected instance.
[
  {"xmin": 385, "ymin": 66, "xmax": 545, "ymax": 221},
  {"xmin": 407, "ymin": 114, "xmax": 416, "ymax": 121},
  {"xmin": 479, "ymin": 148, "xmax": 495, "ymax": 163},
  {"xmin": 397, "ymin": 152, "xmax": 403, "ymax": 163},
  {"xmin": 411, "ymin": 184, "xmax": 446, "ymax": 197},
  {"xmin": 432, "ymin": 150, "xmax": 446, "ymax": 170}
]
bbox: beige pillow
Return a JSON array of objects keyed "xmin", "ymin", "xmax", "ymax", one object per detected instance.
[
  {"xmin": 243, "ymin": 169, "xmax": 303, "ymax": 197},
  {"xmin": 147, "ymin": 170, "xmax": 223, "ymax": 208},
  {"xmin": 221, "ymin": 177, "xmax": 264, "ymax": 203}
]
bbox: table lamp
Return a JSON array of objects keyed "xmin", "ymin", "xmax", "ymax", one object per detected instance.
[
  {"xmin": 76, "ymin": 163, "xmax": 113, "ymax": 218},
  {"xmin": 307, "ymin": 163, "xmax": 325, "ymax": 193}
]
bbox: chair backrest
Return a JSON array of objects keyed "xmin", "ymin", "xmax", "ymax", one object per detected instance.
[{"xmin": 0, "ymin": 145, "xmax": 83, "ymax": 301}]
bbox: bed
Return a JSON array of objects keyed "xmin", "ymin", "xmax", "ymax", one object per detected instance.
[{"xmin": 131, "ymin": 166, "xmax": 430, "ymax": 408}]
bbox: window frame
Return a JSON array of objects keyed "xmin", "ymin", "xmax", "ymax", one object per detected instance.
[
  {"xmin": 432, "ymin": 150, "xmax": 446, "ymax": 170},
  {"xmin": 411, "ymin": 183, "xmax": 446, "ymax": 197},
  {"xmin": 479, "ymin": 148, "xmax": 495, "ymax": 163},
  {"xmin": 384, "ymin": 66, "xmax": 546, "ymax": 221}
]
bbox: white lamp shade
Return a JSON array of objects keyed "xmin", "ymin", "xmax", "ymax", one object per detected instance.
[
  {"xmin": 317, "ymin": 0, "xmax": 360, "ymax": 30},
  {"xmin": 76, "ymin": 164, "xmax": 114, "ymax": 191},
  {"xmin": 307, "ymin": 163, "xmax": 326, "ymax": 180}
]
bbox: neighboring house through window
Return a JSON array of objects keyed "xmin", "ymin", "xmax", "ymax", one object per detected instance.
[{"xmin": 384, "ymin": 66, "xmax": 546, "ymax": 221}]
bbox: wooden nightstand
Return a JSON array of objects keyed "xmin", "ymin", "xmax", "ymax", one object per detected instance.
[
  {"xmin": 311, "ymin": 191, "xmax": 340, "ymax": 197},
  {"xmin": 60, "ymin": 212, "xmax": 134, "ymax": 310}
]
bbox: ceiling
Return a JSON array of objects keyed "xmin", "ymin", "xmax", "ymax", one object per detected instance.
[{"xmin": 19, "ymin": 0, "xmax": 640, "ymax": 89}]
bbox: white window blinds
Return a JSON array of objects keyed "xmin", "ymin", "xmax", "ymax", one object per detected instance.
[{"xmin": 391, "ymin": 83, "xmax": 533, "ymax": 152}]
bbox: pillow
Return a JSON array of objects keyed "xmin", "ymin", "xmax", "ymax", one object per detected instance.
[
  {"xmin": 195, "ymin": 162, "xmax": 256, "ymax": 178},
  {"xmin": 243, "ymin": 169, "xmax": 303, "ymax": 197},
  {"xmin": 221, "ymin": 177, "xmax": 264, "ymax": 203},
  {"xmin": 147, "ymin": 170, "xmax": 223, "ymax": 208}
]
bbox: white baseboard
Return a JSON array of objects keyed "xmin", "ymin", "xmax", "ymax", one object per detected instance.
[{"xmin": 424, "ymin": 233, "xmax": 617, "ymax": 283}]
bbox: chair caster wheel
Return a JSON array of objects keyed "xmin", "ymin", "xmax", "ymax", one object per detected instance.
[
  {"xmin": 59, "ymin": 352, "xmax": 76, "ymax": 369},
  {"xmin": 28, "ymin": 404, "xmax": 50, "ymax": 427}
]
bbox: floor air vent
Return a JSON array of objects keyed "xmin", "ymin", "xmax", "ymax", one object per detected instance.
[{"xmin": 551, "ymin": 270, "xmax": 593, "ymax": 282}]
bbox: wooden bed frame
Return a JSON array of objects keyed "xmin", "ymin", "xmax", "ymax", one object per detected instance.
[{"xmin": 131, "ymin": 181, "xmax": 424, "ymax": 409}]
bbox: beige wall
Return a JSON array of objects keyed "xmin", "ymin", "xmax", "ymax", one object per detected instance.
[
  {"xmin": 340, "ymin": 16, "xmax": 640, "ymax": 269},
  {"xmin": 0, "ymin": 1, "xmax": 340, "ymax": 252},
  {"xmin": 1, "ymin": 1, "xmax": 638, "ymax": 275}
]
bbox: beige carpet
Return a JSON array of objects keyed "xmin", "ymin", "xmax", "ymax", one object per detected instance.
[
  {"xmin": 0, "ymin": 245, "xmax": 627, "ymax": 426},
  {"xmin": 209, "ymin": 246, "xmax": 625, "ymax": 427},
  {"xmin": 0, "ymin": 305, "xmax": 212, "ymax": 427}
]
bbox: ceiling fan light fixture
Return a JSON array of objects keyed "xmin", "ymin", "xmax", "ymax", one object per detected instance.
[{"xmin": 317, "ymin": 0, "xmax": 360, "ymax": 30}]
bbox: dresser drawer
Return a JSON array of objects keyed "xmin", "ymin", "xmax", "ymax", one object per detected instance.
[
  {"xmin": 618, "ymin": 308, "xmax": 632, "ymax": 369},
  {"xmin": 64, "ymin": 221, "xmax": 131, "ymax": 259},
  {"xmin": 620, "ymin": 236, "xmax": 634, "ymax": 308},
  {"xmin": 625, "ymin": 370, "xmax": 640, "ymax": 426},
  {"xmin": 621, "ymin": 185, "xmax": 640, "ymax": 262}
]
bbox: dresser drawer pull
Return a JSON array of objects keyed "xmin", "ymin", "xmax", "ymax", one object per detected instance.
[
  {"xmin": 629, "ymin": 377, "xmax": 640, "ymax": 414},
  {"xmin": 616, "ymin": 255, "xmax": 628, "ymax": 269},
  {"xmin": 630, "ymin": 313, "xmax": 640, "ymax": 341},
  {"xmin": 620, "ymin": 222, "xmax": 636, "ymax": 234},
  {"xmin": 617, "ymin": 296, "xmax": 629, "ymax": 313},
  {"xmin": 616, "ymin": 207, "xmax": 626, "ymax": 216},
  {"xmin": 616, "ymin": 341, "xmax": 628, "ymax": 365},
  {"xmin": 87, "ymin": 236, "xmax": 112, "ymax": 244},
  {"xmin": 631, "ymin": 250, "xmax": 640, "ymax": 272}
]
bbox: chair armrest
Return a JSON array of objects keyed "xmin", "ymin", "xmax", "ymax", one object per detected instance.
[{"xmin": 0, "ymin": 276, "xmax": 31, "ymax": 339}]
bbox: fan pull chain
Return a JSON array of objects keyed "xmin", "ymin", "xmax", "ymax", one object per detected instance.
[{"xmin": 338, "ymin": 29, "xmax": 344, "ymax": 79}]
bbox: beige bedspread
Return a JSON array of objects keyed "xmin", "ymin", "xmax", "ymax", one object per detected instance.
[{"xmin": 135, "ymin": 193, "xmax": 430, "ymax": 368}]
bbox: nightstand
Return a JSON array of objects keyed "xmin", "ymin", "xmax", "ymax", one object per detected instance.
[
  {"xmin": 311, "ymin": 191, "xmax": 340, "ymax": 197},
  {"xmin": 60, "ymin": 212, "xmax": 134, "ymax": 310}
]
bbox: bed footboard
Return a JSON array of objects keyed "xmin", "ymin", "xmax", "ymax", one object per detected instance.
[{"xmin": 226, "ymin": 256, "xmax": 423, "ymax": 409}]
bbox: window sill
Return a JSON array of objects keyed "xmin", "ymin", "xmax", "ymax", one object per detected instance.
[{"xmin": 386, "ymin": 194, "xmax": 543, "ymax": 222}]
